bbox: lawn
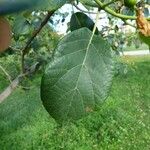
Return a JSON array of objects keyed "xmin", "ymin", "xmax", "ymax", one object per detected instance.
[
  {"xmin": 123, "ymin": 43, "xmax": 149, "ymax": 51},
  {"xmin": 0, "ymin": 56, "xmax": 150, "ymax": 150}
]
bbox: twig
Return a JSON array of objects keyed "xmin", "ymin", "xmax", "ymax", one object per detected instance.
[
  {"xmin": 94, "ymin": 0, "xmax": 150, "ymax": 21},
  {"xmin": 9, "ymin": 46, "xmax": 21, "ymax": 52},
  {"xmin": 123, "ymin": 20, "xmax": 136, "ymax": 28},
  {"xmin": 21, "ymin": 10, "xmax": 55, "ymax": 73},
  {"xmin": 73, "ymin": 4, "xmax": 97, "ymax": 14},
  {"xmin": 0, "ymin": 76, "xmax": 20, "ymax": 103},
  {"xmin": 102, "ymin": 0, "xmax": 119, "ymax": 8},
  {"xmin": 0, "ymin": 65, "xmax": 12, "ymax": 84},
  {"xmin": 0, "ymin": 62, "xmax": 41, "ymax": 103},
  {"xmin": 79, "ymin": 1, "xmax": 98, "ymax": 7},
  {"xmin": 78, "ymin": 0, "xmax": 118, "ymax": 8}
]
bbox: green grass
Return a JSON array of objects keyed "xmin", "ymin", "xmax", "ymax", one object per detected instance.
[
  {"xmin": 0, "ymin": 56, "xmax": 150, "ymax": 150},
  {"xmin": 123, "ymin": 43, "xmax": 149, "ymax": 51}
]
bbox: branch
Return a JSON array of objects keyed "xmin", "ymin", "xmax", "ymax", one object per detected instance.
[
  {"xmin": 0, "ymin": 65, "xmax": 12, "ymax": 84},
  {"xmin": 102, "ymin": 0, "xmax": 118, "ymax": 8},
  {"xmin": 21, "ymin": 10, "xmax": 55, "ymax": 73},
  {"xmin": 0, "ymin": 62, "xmax": 41, "ymax": 103},
  {"xmin": 79, "ymin": 0, "xmax": 118, "ymax": 8},
  {"xmin": 80, "ymin": 1, "xmax": 98, "ymax": 7},
  {"xmin": 73, "ymin": 1, "xmax": 119, "ymax": 16},
  {"xmin": 94, "ymin": 0, "xmax": 150, "ymax": 21},
  {"xmin": 0, "ymin": 75, "xmax": 21, "ymax": 103},
  {"xmin": 73, "ymin": 3, "xmax": 97, "ymax": 14},
  {"xmin": 122, "ymin": 20, "xmax": 136, "ymax": 28},
  {"xmin": 0, "ymin": 11, "xmax": 55, "ymax": 102}
]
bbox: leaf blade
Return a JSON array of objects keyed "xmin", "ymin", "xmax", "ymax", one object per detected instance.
[{"xmin": 41, "ymin": 28, "xmax": 113, "ymax": 122}]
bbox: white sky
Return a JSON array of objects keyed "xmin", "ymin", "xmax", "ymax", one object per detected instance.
[
  {"xmin": 52, "ymin": 3, "xmax": 139, "ymax": 34},
  {"xmin": 53, "ymin": 3, "xmax": 110, "ymax": 34}
]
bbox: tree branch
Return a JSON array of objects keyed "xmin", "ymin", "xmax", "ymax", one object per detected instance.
[
  {"xmin": 79, "ymin": 0, "xmax": 118, "ymax": 8},
  {"xmin": 122, "ymin": 20, "xmax": 136, "ymax": 28},
  {"xmin": 0, "ymin": 10, "xmax": 56, "ymax": 103},
  {"xmin": 94, "ymin": 0, "xmax": 150, "ymax": 21},
  {"xmin": 0, "ymin": 62, "xmax": 41, "ymax": 103},
  {"xmin": 21, "ymin": 10, "xmax": 55, "ymax": 73},
  {"xmin": 80, "ymin": 1, "xmax": 98, "ymax": 7},
  {"xmin": 102, "ymin": 0, "xmax": 118, "ymax": 8},
  {"xmin": 73, "ymin": 3, "xmax": 97, "ymax": 14},
  {"xmin": 0, "ymin": 65, "xmax": 12, "ymax": 84},
  {"xmin": 0, "ymin": 75, "xmax": 22, "ymax": 103}
]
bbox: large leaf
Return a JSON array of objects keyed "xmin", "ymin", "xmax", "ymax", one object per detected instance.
[
  {"xmin": 41, "ymin": 28, "xmax": 113, "ymax": 122},
  {"xmin": 0, "ymin": 0, "xmax": 67, "ymax": 15},
  {"xmin": 70, "ymin": 12, "xmax": 99, "ymax": 35}
]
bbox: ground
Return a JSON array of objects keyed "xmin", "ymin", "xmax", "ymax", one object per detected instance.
[{"xmin": 0, "ymin": 56, "xmax": 150, "ymax": 150}]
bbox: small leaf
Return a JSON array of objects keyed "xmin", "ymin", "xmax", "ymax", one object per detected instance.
[
  {"xmin": 144, "ymin": 8, "xmax": 149, "ymax": 17},
  {"xmin": 70, "ymin": 12, "xmax": 99, "ymax": 34},
  {"xmin": 41, "ymin": 28, "xmax": 113, "ymax": 122},
  {"xmin": 121, "ymin": 7, "xmax": 134, "ymax": 16},
  {"xmin": 146, "ymin": 0, "xmax": 150, "ymax": 4},
  {"xmin": 139, "ymin": 33, "xmax": 150, "ymax": 47},
  {"xmin": 13, "ymin": 15, "xmax": 31, "ymax": 36}
]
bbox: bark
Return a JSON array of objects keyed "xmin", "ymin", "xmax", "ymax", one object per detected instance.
[
  {"xmin": 0, "ymin": 75, "xmax": 23, "ymax": 103},
  {"xmin": 0, "ymin": 62, "xmax": 41, "ymax": 103}
]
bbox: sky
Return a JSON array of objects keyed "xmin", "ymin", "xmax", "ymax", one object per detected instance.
[
  {"xmin": 52, "ymin": 3, "xmax": 110, "ymax": 34},
  {"xmin": 51, "ymin": 3, "xmax": 138, "ymax": 34},
  {"xmin": 51, "ymin": 1, "xmax": 149, "ymax": 35}
]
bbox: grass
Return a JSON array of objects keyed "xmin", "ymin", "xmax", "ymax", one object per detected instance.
[
  {"xmin": 0, "ymin": 56, "xmax": 150, "ymax": 150},
  {"xmin": 123, "ymin": 43, "xmax": 149, "ymax": 51}
]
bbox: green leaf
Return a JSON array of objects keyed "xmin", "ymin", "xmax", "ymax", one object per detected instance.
[
  {"xmin": 146, "ymin": 0, "xmax": 150, "ymax": 4},
  {"xmin": 41, "ymin": 28, "xmax": 113, "ymax": 122},
  {"xmin": 139, "ymin": 33, "xmax": 150, "ymax": 47},
  {"xmin": 121, "ymin": 7, "xmax": 134, "ymax": 16},
  {"xmin": 144, "ymin": 8, "xmax": 149, "ymax": 17},
  {"xmin": 13, "ymin": 15, "xmax": 32, "ymax": 36},
  {"xmin": 0, "ymin": 0, "xmax": 67, "ymax": 15},
  {"xmin": 70, "ymin": 12, "xmax": 99, "ymax": 35}
]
